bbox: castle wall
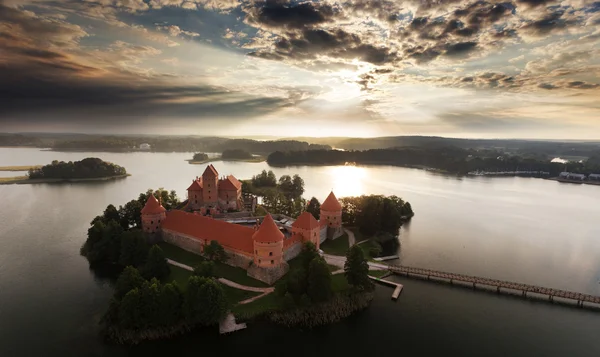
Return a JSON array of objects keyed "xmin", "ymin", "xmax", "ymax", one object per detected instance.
[
  {"xmin": 247, "ymin": 262, "xmax": 289, "ymax": 285},
  {"xmin": 283, "ymin": 241, "xmax": 303, "ymax": 261},
  {"xmin": 187, "ymin": 189, "xmax": 203, "ymax": 210},
  {"xmin": 226, "ymin": 250, "xmax": 253, "ymax": 269},
  {"xmin": 320, "ymin": 209, "xmax": 342, "ymax": 228},
  {"xmin": 162, "ymin": 229, "xmax": 203, "ymax": 255},
  {"xmin": 320, "ymin": 225, "xmax": 328, "ymax": 244}
]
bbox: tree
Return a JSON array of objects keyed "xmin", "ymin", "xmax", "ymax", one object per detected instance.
[
  {"xmin": 344, "ymin": 245, "xmax": 373, "ymax": 291},
  {"xmin": 307, "ymin": 257, "xmax": 332, "ymax": 302},
  {"xmin": 203, "ymin": 240, "xmax": 227, "ymax": 263},
  {"xmin": 115, "ymin": 266, "xmax": 145, "ymax": 299},
  {"xmin": 278, "ymin": 175, "xmax": 294, "ymax": 196},
  {"xmin": 118, "ymin": 288, "xmax": 143, "ymax": 329},
  {"xmin": 193, "ymin": 261, "xmax": 215, "ymax": 278},
  {"xmin": 103, "ymin": 204, "xmax": 120, "ymax": 224},
  {"xmin": 286, "ymin": 268, "xmax": 308, "ymax": 297},
  {"xmin": 84, "ymin": 219, "xmax": 123, "ymax": 264},
  {"xmin": 291, "ymin": 174, "xmax": 305, "ymax": 198},
  {"xmin": 159, "ymin": 282, "xmax": 184, "ymax": 326},
  {"xmin": 143, "ymin": 245, "xmax": 170, "ymax": 280},
  {"xmin": 184, "ymin": 277, "xmax": 227, "ymax": 325},
  {"xmin": 137, "ymin": 279, "xmax": 163, "ymax": 328},
  {"xmin": 306, "ymin": 197, "xmax": 321, "ymax": 220},
  {"xmin": 138, "ymin": 189, "xmax": 180, "ymax": 210},
  {"xmin": 119, "ymin": 229, "xmax": 149, "ymax": 267},
  {"xmin": 299, "ymin": 242, "xmax": 319, "ymax": 272},
  {"xmin": 118, "ymin": 200, "xmax": 143, "ymax": 229}
]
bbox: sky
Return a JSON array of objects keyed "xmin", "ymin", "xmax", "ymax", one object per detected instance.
[{"xmin": 0, "ymin": 0, "xmax": 599, "ymax": 139}]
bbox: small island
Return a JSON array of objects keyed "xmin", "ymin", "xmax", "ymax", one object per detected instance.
[
  {"xmin": 187, "ymin": 150, "xmax": 265, "ymax": 165},
  {"xmin": 0, "ymin": 157, "xmax": 129, "ymax": 184}
]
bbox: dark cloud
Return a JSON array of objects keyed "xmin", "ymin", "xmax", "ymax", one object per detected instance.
[
  {"xmin": 520, "ymin": 9, "xmax": 576, "ymax": 36},
  {"xmin": 516, "ymin": 0, "xmax": 557, "ymax": 8},
  {"xmin": 567, "ymin": 81, "xmax": 600, "ymax": 89},
  {"xmin": 245, "ymin": 0, "xmax": 338, "ymax": 30},
  {"xmin": 444, "ymin": 41, "xmax": 478, "ymax": 57},
  {"xmin": 538, "ymin": 83, "xmax": 557, "ymax": 89}
]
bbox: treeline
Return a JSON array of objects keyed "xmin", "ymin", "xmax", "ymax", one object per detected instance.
[
  {"xmin": 192, "ymin": 153, "xmax": 209, "ymax": 161},
  {"xmin": 242, "ymin": 170, "xmax": 306, "ymax": 217},
  {"xmin": 28, "ymin": 158, "xmax": 126, "ymax": 179},
  {"xmin": 221, "ymin": 149, "xmax": 252, "ymax": 160},
  {"xmin": 47, "ymin": 135, "xmax": 330, "ymax": 153},
  {"xmin": 102, "ymin": 267, "xmax": 228, "ymax": 344},
  {"xmin": 267, "ymin": 148, "xmax": 600, "ymax": 176}
]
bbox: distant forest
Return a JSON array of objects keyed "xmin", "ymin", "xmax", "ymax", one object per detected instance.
[
  {"xmin": 0, "ymin": 134, "xmax": 330, "ymax": 153},
  {"xmin": 267, "ymin": 148, "xmax": 600, "ymax": 176},
  {"xmin": 28, "ymin": 158, "xmax": 127, "ymax": 179}
]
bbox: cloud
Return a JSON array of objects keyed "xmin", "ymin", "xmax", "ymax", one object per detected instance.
[
  {"xmin": 157, "ymin": 24, "xmax": 200, "ymax": 37},
  {"xmin": 244, "ymin": 0, "xmax": 339, "ymax": 30}
]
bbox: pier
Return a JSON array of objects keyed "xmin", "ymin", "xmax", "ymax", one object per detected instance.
[
  {"xmin": 369, "ymin": 275, "xmax": 403, "ymax": 300},
  {"xmin": 219, "ymin": 313, "xmax": 247, "ymax": 334},
  {"xmin": 386, "ymin": 265, "xmax": 600, "ymax": 308},
  {"xmin": 373, "ymin": 255, "xmax": 399, "ymax": 262}
]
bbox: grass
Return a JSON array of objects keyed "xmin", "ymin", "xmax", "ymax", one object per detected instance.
[
  {"xmin": 0, "ymin": 165, "xmax": 41, "ymax": 171},
  {"xmin": 331, "ymin": 274, "xmax": 351, "ymax": 292},
  {"xmin": 221, "ymin": 284, "xmax": 262, "ymax": 306},
  {"xmin": 158, "ymin": 242, "xmax": 268, "ymax": 288},
  {"xmin": 368, "ymin": 270, "xmax": 389, "ymax": 278},
  {"xmin": 0, "ymin": 176, "xmax": 28, "ymax": 184},
  {"xmin": 320, "ymin": 233, "xmax": 350, "ymax": 256},
  {"xmin": 231, "ymin": 292, "xmax": 283, "ymax": 320},
  {"xmin": 164, "ymin": 265, "xmax": 194, "ymax": 290},
  {"xmin": 357, "ymin": 239, "xmax": 381, "ymax": 261}
]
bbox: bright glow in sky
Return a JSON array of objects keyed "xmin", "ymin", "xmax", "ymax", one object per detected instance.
[{"xmin": 1, "ymin": 0, "xmax": 599, "ymax": 139}]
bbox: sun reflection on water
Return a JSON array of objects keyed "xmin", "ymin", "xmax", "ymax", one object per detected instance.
[{"xmin": 326, "ymin": 165, "xmax": 368, "ymax": 197}]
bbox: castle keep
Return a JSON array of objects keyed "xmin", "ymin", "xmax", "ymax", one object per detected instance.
[{"xmin": 141, "ymin": 164, "xmax": 344, "ymax": 284}]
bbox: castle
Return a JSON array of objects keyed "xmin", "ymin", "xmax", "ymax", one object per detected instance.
[{"xmin": 141, "ymin": 164, "xmax": 344, "ymax": 284}]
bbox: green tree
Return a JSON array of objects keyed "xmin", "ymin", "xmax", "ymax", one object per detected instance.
[
  {"xmin": 85, "ymin": 220, "xmax": 123, "ymax": 264},
  {"xmin": 118, "ymin": 288, "xmax": 142, "ymax": 329},
  {"xmin": 286, "ymin": 268, "xmax": 308, "ymax": 297},
  {"xmin": 119, "ymin": 229, "xmax": 149, "ymax": 267},
  {"xmin": 143, "ymin": 245, "xmax": 170, "ymax": 280},
  {"xmin": 299, "ymin": 242, "xmax": 319, "ymax": 272},
  {"xmin": 118, "ymin": 199, "xmax": 143, "ymax": 229},
  {"xmin": 203, "ymin": 240, "xmax": 227, "ymax": 263},
  {"xmin": 159, "ymin": 282, "xmax": 184, "ymax": 325},
  {"xmin": 278, "ymin": 175, "xmax": 294, "ymax": 196},
  {"xmin": 103, "ymin": 204, "xmax": 120, "ymax": 223},
  {"xmin": 291, "ymin": 174, "xmax": 305, "ymax": 198},
  {"xmin": 344, "ymin": 245, "xmax": 373, "ymax": 291},
  {"xmin": 115, "ymin": 266, "xmax": 145, "ymax": 299},
  {"xmin": 193, "ymin": 261, "xmax": 215, "ymax": 278},
  {"xmin": 138, "ymin": 279, "xmax": 162, "ymax": 328},
  {"xmin": 307, "ymin": 257, "xmax": 332, "ymax": 303},
  {"xmin": 82, "ymin": 220, "xmax": 106, "ymax": 257},
  {"xmin": 196, "ymin": 279, "xmax": 228, "ymax": 325},
  {"xmin": 306, "ymin": 197, "xmax": 321, "ymax": 220},
  {"xmin": 184, "ymin": 276, "xmax": 208, "ymax": 323}
]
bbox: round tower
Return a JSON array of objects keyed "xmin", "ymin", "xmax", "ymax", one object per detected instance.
[
  {"xmin": 252, "ymin": 214, "xmax": 284, "ymax": 268},
  {"xmin": 320, "ymin": 191, "xmax": 342, "ymax": 228},
  {"xmin": 141, "ymin": 194, "xmax": 167, "ymax": 234}
]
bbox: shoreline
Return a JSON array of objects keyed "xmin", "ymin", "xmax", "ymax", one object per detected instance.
[
  {"xmin": 187, "ymin": 156, "xmax": 265, "ymax": 165},
  {"xmin": 0, "ymin": 174, "xmax": 131, "ymax": 185},
  {"xmin": 0, "ymin": 165, "xmax": 43, "ymax": 171}
]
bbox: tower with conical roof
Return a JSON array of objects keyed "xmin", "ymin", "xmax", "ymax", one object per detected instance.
[
  {"xmin": 252, "ymin": 214, "xmax": 284, "ymax": 268},
  {"xmin": 320, "ymin": 191, "xmax": 343, "ymax": 239},
  {"xmin": 141, "ymin": 194, "xmax": 167, "ymax": 234},
  {"xmin": 292, "ymin": 211, "xmax": 321, "ymax": 249}
]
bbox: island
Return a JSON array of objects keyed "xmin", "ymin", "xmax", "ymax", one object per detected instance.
[
  {"xmin": 0, "ymin": 158, "xmax": 129, "ymax": 184},
  {"xmin": 81, "ymin": 165, "xmax": 413, "ymax": 344},
  {"xmin": 187, "ymin": 150, "xmax": 265, "ymax": 165}
]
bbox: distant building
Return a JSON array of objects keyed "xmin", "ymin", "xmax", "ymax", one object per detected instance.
[
  {"xmin": 559, "ymin": 172, "xmax": 585, "ymax": 181},
  {"xmin": 589, "ymin": 174, "xmax": 600, "ymax": 181},
  {"xmin": 139, "ymin": 143, "xmax": 151, "ymax": 150},
  {"xmin": 141, "ymin": 164, "xmax": 344, "ymax": 284}
]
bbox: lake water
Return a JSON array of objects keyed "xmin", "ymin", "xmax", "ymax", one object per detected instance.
[{"xmin": 1, "ymin": 148, "xmax": 599, "ymax": 356}]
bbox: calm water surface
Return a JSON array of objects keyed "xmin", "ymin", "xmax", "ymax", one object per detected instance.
[{"xmin": 1, "ymin": 148, "xmax": 599, "ymax": 356}]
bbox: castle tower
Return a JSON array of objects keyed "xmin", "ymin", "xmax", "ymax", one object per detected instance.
[
  {"xmin": 187, "ymin": 177, "xmax": 203, "ymax": 210},
  {"xmin": 141, "ymin": 194, "xmax": 167, "ymax": 234},
  {"xmin": 320, "ymin": 191, "xmax": 343, "ymax": 239},
  {"xmin": 201, "ymin": 165, "xmax": 219, "ymax": 208},
  {"xmin": 292, "ymin": 211, "xmax": 321, "ymax": 249},
  {"xmin": 252, "ymin": 214, "xmax": 284, "ymax": 268}
]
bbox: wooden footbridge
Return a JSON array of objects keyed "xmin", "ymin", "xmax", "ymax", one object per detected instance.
[{"xmin": 386, "ymin": 264, "xmax": 600, "ymax": 307}]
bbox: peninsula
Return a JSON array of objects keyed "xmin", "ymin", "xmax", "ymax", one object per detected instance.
[{"xmin": 0, "ymin": 158, "xmax": 128, "ymax": 184}]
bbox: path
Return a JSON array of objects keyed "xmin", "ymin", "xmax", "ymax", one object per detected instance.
[
  {"xmin": 323, "ymin": 253, "xmax": 387, "ymax": 271},
  {"xmin": 167, "ymin": 258, "xmax": 274, "ymax": 296},
  {"xmin": 344, "ymin": 228, "xmax": 356, "ymax": 246}
]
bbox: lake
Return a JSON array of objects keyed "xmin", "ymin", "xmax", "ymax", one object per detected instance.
[{"xmin": 1, "ymin": 148, "xmax": 599, "ymax": 357}]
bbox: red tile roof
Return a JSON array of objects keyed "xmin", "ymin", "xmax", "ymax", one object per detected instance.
[
  {"xmin": 292, "ymin": 212, "xmax": 320, "ymax": 230},
  {"xmin": 321, "ymin": 191, "xmax": 342, "ymax": 211},
  {"xmin": 141, "ymin": 194, "xmax": 166, "ymax": 214},
  {"xmin": 203, "ymin": 164, "xmax": 218, "ymax": 177},
  {"xmin": 161, "ymin": 210, "xmax": 254, "ymax": 254},
  {"xmin": 187, "ymin": 179, "xmax": 203, "ymax": 191},
  {"xmin": 252, "ymin": 214, "xmax": 284, "ymax": 243},
  {"xmin": 219, "ymin": 175, "xmax": 242, "ymax": 191}
]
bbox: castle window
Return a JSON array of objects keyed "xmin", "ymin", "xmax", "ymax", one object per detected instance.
[
  {"xmin": 195, "ymin": 200, "xmax": 197, "ymax": 204},
  {"xmin": 259, "ymin": 259, "xmax": 261, "ymax": 264},
  {"xmin": 255, "ymin": 250, "xmax": 257, "ymax": 254},
  {"xmin": 151, "ymin": 220, "xmax": 154, "ymax": 224},
  {"xmin": 158, "ymin": 220, "xmax": 161, "ymax": 223},
  {"xmin": 269, "ymin": 252, "xmax": 273, "ymax": 256},
  {"xmin": 195, "ymin": 194, "xmax": 197, "ymax": 198},
  {"xmin": 271, "ymin": 260, "xmax": 274, "ymax": 264},
  {"xmin": 155, "ymin": 226, "xmax": 158, "ymax": 230}
]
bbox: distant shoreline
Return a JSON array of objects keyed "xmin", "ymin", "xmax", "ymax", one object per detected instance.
[
  {"xmin": 0, "ymin": 174, "xmax": 131, "ymax": 185},
  {"xmin": 187, "ymin": 156, "xmax": 265, "ymax": 165},
  {"xmin": 0, "ymin": 165, "xmax": 43, "ymax": 171},
  {"xmin": 546, "ymin": 177, "xmax": 600, "ymax": 186}
]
